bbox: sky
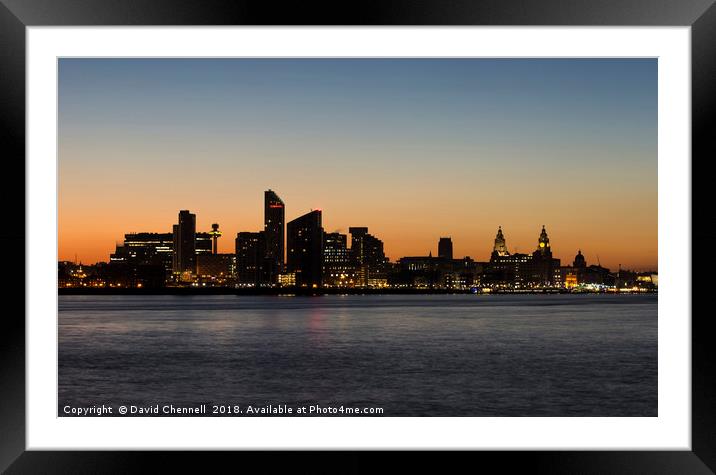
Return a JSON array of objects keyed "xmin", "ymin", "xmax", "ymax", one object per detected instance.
[{"xmin": 58, "ymin": 58, "xmax": 657, "ymax": 271}]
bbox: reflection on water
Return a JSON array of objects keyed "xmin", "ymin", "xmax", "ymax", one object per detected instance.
[{"xmin": 59, "ymin": 294, "xmax": 657, "ymax": 416}]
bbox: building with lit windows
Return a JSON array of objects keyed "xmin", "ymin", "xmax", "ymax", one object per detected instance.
[
  {"xmin": 322, "ymin": 232, "xmax": 357, "ymax": 287},
  {"xmin": 110, "ymin": 232, "xmax": 174, "ymax": 277},
  {"xmin": 195, "ymin": 232, "xmax": 213, "ymax": 256},
  {"xmin": 523, "ymin": 226, "xmax": 561, "ymax": 286},
  {"xmin": 196, "ymin": 254, "xmax": 236, "ymax": 284},
  {"xmin": 486, "ymin": 226, "xmax": 561, "ymax": 287},
  {"xmin": 349, "ymin": 227, "xmax": 388, "ymax": 287},
  {"xmin": 390, "ymin": 238, "xmax": 480, "ymax": 289}
]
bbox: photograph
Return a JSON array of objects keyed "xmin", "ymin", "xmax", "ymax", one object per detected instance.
[{"xmin": 57, "ymin": 57, "xmax": 658, "ymax": 418}]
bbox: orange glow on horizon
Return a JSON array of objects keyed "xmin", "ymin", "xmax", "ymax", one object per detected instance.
[{"xmin": 58, "ymin": 187, "xmax": 658, "ymax": 272}]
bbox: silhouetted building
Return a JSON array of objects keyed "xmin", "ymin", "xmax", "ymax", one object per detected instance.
[
  {"xmin": 524, "ymin": 226, "xmax": 561, "ymax": 286},
  {"xmin": 584, "ymin": 264, "xmax": 613, "ymax": 286},
  {"xmin": 173, "ymin": 210, "xmax": 196, "ymax": 277},
  {"xmin": 287, "ymin": 210, "xmax": 324, "ymax": 287},
  {"xmin": 197, "ymin": 253, "xmax": 236, "ymax": 283},
  {"xmin": 323, "ymin": 232, "xmax": 356, "ymax": 287},
  {"xmin": 491, "ymin": 226, "xmax": 509, "ymax": 258},
  {"xmin": 438, "ymin": 237, "xmax": 453, "ymax": 260},
  {"xmin": 349, "ymin": 227, "xmax": 388, "ymax": 287},
  {"xmin": 235, "ymin": 231, "xmax": 268, "ymax": 287},
  {"xmin": 573, "ymin": 250, "xmax": 586, "ymax": 269},
  {"xmin": 390, "ymin": 253, "xmax": 479, "ymax": 289},
  {"xmin": 110, "ymin": 232, "xmax": 174, "ymax": 277},
  {"xmin": 392, "ymin": 254, "xmax": 443, "ymax": 288},
  {"xmin": 486, "ymin": 226, "xmax": 560, "ymax": 287},
  {"xmin": 195, "ymin": 232, "xmax": 213, "ymax": 256},
  {"xmin": 560, "ymin": 249, "xmax": 588, "ymax": 288},
  {"xmin": 264, "ymin": 189, "xmax": 285, "ymax": 279}
]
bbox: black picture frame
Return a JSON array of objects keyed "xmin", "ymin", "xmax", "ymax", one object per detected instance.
[{"xmin": 2, "ymin": 1, "xmax": 714, "ymax": 473}]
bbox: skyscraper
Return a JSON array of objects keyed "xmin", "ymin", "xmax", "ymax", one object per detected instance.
[
  {"xmin": 438, "ymin": 237, "xmax": 453, "ymax": 260},
  {"xmin": 235, "ymin": 231, "xmax": 268, "ymax": 286},
  {"xmin": 172, "ymin": 210, "xmax": 196, "ymax": 276},
  {"xmin": 349, "ymin": 226, "xmax": 388, "ymax": 287},
  {"xmin": 323, "ymin": 232, "xmax": 355, "ymax": 287},
  {"xmin": 264, "ymin": 189, "xmax": 285, "ymax": 279},
  {"xmin": 287, "ymin": 210, "xmax": 323, "ymax": 287}
]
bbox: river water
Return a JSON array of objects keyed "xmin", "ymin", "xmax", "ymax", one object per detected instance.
[{"xmin": 58, "ymin": 294, "xmax": 657, "ymax": 416}]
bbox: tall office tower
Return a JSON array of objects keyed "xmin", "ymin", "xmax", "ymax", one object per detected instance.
[
  {"xmin": 349, "ymin": 226, "xmax": 387, "ymax": 287},
  {"xmin": 287, "ymin": 210, "xmax": 323, "ymax": 287},
  {"xmin": 172, "ymin": 210, "xmax": 196, "ymax": 275},
  {"xmin": 323, "ymin": 232, "xmax": 354, "ymax": 287},
  {"xmin": 235, "ymin": 231, "xmax": 267, "ymax": 286},
  {"xmin": 264, "ymin": 190, "xmax": 285, "ymax": 278},
  {"xmin": 438, "ymin": 237, "xmax": 453, "ymax": 260}
]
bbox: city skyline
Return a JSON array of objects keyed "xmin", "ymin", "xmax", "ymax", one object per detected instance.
[
  {"xmin": 59, "ymin": 58, "xmax": 657, "ymax": 270},
  {"xmin": 60, "ymin": 196, "xmax": 656, "ymax": 292},
  {"xmin": 61, "ymin": 193, "xmax": 656, "ymax": 273}
]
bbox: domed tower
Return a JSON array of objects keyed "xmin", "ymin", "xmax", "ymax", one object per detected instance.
[
  {"xmin": 573, "ymin": 249, "xmax": 586, "ymax": 269},
  {"xmin": 492, "ymin": 226, "xmax": 509, "ymax": 259},
  {"xmin": 537, "ymin": 225, "xmax": 551, "ymax": 257}
]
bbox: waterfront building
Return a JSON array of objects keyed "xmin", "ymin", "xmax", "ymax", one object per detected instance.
[
  {"xmin": 322, "ymin": 232, "xmax": 357, "ymax": 287},
  {"xmin": 559, "ymin": 250, "xmax": 587, "ymax": 288},
  {"xmin": 264, "ymin": 189, "xmax": 285, "ymax": 280},
  {"xmin": 392, "ymin": 246, "xmax": 480, "ymax": 289},
  {"xmin": 491, "ymin": 226, "xmax": 509, "ymax": 258},
  {"xmin": 485, "ymin": 252, "xmax": 532, "ymax": 287},
  {"xmin": 196, "ymin": 253, "xmax": 236, "ymax": 284},
  {"xmin": 287, "ymin": 210, "xmax": 324, "ymax": 287},
  {"xmin": 349, "ymin": 226, "xmax": 388, "ymax": 287},
  {"xmin": 563, "ymin": 268, "xmax": 579, "ymax": 289},
  {"xmin": 195, "ymin": 232, "xmax": 213, "ymax": 256},
  {"xmin": 525, "ymin": 226, "xmax": 561, "ymax": 286},
  {"xmin": 438, "ymin": 237, "xmax": 453, "ymax": 260},
  {"xmin": 235, "ymin": 231, "xmax": 268, "ymax": 287},
  {"xmin": 110, "ymin": 232, "xmax": 174, "ymax": 277},
  {"xmin": 392, "ymin": 254, "xmax": 443, "ymax": 288},
  {"xmin": 573, "ymin": 249, "xmax": 586, "ymax": 269},
  {"xmin": 173, "ymin": 210, "xmax": 196, "ymax": 278},
  {"xmin": 486, "ymin": 226, "xmax": 560, "ymax": 287},
  {"xmin": 278, "ymin": 272, "xmax": 296, "ymax": 287}
]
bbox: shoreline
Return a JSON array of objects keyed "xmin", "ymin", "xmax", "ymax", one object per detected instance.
[{"xmin": 58, "ymin": 287, "xmax": 656, "ymax": 296}]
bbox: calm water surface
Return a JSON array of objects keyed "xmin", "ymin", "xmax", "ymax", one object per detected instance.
[{"xmin": 58, "ymin": 294, "xmax": 657, "ymax": 416}]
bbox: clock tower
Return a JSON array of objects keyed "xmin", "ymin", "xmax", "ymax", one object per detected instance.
[
  {"xmin": 492, "ymin": 226, "xmax": 509, "ymax": 258},
  {"xmin": 537, "ymin": 225, "xmax": 551, "ymax": 257}
]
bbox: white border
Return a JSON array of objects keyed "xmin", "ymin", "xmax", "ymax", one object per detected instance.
[{"xmin": 27, "ymin": 27, "xmax": 690, "ymax": 450}]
